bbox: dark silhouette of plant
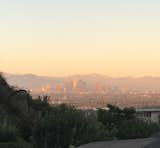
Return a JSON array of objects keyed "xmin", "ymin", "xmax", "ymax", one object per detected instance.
[{"xmin": 0, "ymin": 74, "xmax": 159, "ymax": 147}]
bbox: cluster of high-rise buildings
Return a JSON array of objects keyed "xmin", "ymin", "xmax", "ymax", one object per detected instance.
[
  {"xmin": 30, "ymin": 79, "xmax": 160, "ymax": 109},
  {"xmin": 31, "ymin": 79, "xmax": 124, "ymax": 95}
]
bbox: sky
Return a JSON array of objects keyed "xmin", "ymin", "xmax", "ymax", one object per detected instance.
[{"xmin": 0, "ymin": 0, "xmax": 160, "ymax": 77}]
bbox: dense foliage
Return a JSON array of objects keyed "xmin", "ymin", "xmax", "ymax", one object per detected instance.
[
  {"xmin": 0, "ymin": 74, "xmax": 159, "ymax": 148},
  {"xmin": 33, "ymin": 104, "xmax": 108, "ymax": 148},
  {"xmin": 117, "ymin": 119, "xmax": 159, "ymax": 139},
  {"xmin": 0, "ymin": 125, "xmax": 17, "ymax": 143},
  {"xmin": 97, "ymin": 104, "xmax": 159, "ymax": 139}
]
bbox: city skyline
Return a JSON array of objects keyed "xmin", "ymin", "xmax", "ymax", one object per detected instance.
[
  {"xmin": 1, "ymin": 0, "xmax": 160, "ymax": 77},
  {"xmin": 5, "ymin": 72, "xmax": 160, "ymax": 109}
]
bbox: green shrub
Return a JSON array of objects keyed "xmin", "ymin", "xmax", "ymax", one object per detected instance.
[
  {"xmin": 33, "ymin": 104, "xmax": 109, "ymax": 148},
  {"xmin": 0, "ymin": 125, "xmax": 17, "ymax": 143},
  {"xmin": 117, "ymin": 119, "xmax": 160, "ymax": 139},
  {"xmin": 0, "ymin": 142, "xmax": 34, "ymax": 148},
  {"xmin": 33, "ymin": 104, "xmax": 78, "ymax": 148},
  {"xmin": 72, "ymin": 112, "xmax": 109, "ymax": 146}
]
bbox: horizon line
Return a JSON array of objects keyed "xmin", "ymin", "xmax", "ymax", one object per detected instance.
[{"xmin": 2, "ymin": 71, "xmax": 160, "ymax": 79}]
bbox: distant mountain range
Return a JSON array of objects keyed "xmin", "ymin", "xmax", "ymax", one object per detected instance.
[{"xmin": 3, "ymin": 73, "xmax": 160, "ymax": 92}]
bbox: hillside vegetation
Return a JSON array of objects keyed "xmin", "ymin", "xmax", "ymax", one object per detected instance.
[{"xmin": 0, "ymin": 74, "xmax": 159, "ymax": 148}]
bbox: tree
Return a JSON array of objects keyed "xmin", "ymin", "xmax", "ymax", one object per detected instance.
[{"xmin": 33, "ymin": 104, "xmax": 77, "ymax": 148}]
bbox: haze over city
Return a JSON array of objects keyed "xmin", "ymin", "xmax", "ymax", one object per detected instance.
[
  {"xmin": 1, "ymin": 0, "xmax": 160, "ymax": 77},
  {"xmin": 1, "ymin": 1, "xmax": 160, "ymax": 148}
]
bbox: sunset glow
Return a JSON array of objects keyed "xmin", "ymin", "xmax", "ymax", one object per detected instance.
[{"xmin": 1, "ymin": 0, "xmax": 160, "ymax": 77}]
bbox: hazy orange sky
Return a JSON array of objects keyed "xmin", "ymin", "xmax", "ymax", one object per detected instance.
[{"xmin": 1, "ymin": 0, "xmax": 160, "ymax": 77}]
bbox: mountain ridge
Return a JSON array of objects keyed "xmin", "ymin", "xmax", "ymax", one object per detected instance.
[{"xmin": 3, "ymin": 72, "xmax": 160, "ymax": 92}]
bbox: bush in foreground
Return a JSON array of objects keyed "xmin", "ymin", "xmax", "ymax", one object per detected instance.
[
  {"xmin": 0, "ymin": 125, "xmax": 17, "ymax": 143},
  {"xmin": 117, "ymin": 119, "xmax": 160, "ymax": 139},
  {"xmin": 33, "ymin": 104, "xmax": 108, "ymax": 148},
  {"xmin": 97, "ymin": 104, "xmax": 160, "ymax": 140}
]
